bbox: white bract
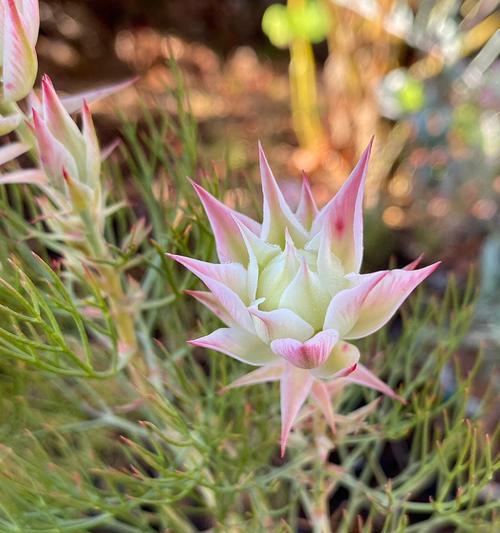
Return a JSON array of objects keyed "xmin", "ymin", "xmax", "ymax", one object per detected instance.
[{"xmin": 170, "ymin": 140, "xmax": 440, "ymax": 455}]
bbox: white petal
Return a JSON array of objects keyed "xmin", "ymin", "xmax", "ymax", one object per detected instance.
[
  {"xmin": 325, "ymin": 264, "xmax": 440, "ymax": 339},
  {"xmin": 280, "ymin": 364, "xmax": 314, "ymax": 456},
  {"xmin": 19, "ymin": 0, "xmax": 39, "ymax": 46},
  {"xmin": 59, "ymin": 78, "xmax": 138, "ymax": 114},
  {"xmin": 249, "ymin": 307, "xmax": 314, "ymax": 344},
  {"xmin": 41, "ymin": 76, "xmax": 86, "ymax": 175},
  {"xmin": 189, "ymin": 327, "xmax": 279, "ymax": 366},
  {"xmin": 346, "ymin": 363, "xmax": 405, "ymax": 402},
  {"xmin": 0, "ymin": 113, "xmax": 22, "ymax": 135},
  {"xmin": 221, "ymin": 363, "xmax": 285, "ymax": 391},
  {"xmin": 0, "ymin": 142, "xmax": 30, "ymax": 166},
  {"xmin": 295, "ymin": 172, "xmax": 318, "ymax": 230},
  {"xmin": 279, "ymin": 259, "xmax": 331, "ymax": 331},
  {"xmin": 0, "ymin": 168, "xmax": 46, "ymax": 185},
  {"xmin": 310, "ymin": 139, "xmax": 373, "ymax": 273},
  {"xmin": 168, "ymin": 254, "xmax": 249, "ymax": 303},
  {"xmin": 33, "ymin": 109, "xmax": 79, "ymax": 189},
  {"xmin": 184, "ymin": 290, "xmax": 238, "ymax": 328},
  {"xmin": 2, "ymin": 0, "xmax": 37, "ymax": 102},
  {"xmin": 323, "ymin": 271, "xmax": 387, "ymax": 337},
  {"xmin": 317, "ymin": 225, "xmax": 349, "ymax": 297},
  {"xmin": 259, "ymin": 142, "xmax": 308, "ymax": 247},
  {"xmin": 257, "ymin": 238, "xmax": 301, "ymax": 310},
  {"xmin": 191, "ymin": 180, "xmax": 260, "ymax": 263},
  {"xmin": 81, "ymin": 101, "xmax": 101, "ymax": 187},
  {"xmin": 311, "ymin": 381, "xmax": 336, "ymax": 433}
]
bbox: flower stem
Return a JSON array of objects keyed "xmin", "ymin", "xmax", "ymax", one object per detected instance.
[{"xmin": 80, "ymin": 208, "xmax": 138, "ymax": 367}]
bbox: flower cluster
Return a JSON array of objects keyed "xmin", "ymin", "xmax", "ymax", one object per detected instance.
[{"xmin": 171, "ymin": 140, "xmax": 440, "ymax": 454}]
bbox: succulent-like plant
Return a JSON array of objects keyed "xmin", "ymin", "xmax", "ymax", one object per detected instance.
[{"xmin": 170, "ymin": 139, "xmax": 440, "ymax": 454}]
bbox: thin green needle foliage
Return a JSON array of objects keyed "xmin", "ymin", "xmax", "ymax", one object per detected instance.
[{"xmin": 0, "ymin": 67, "xmax": 498, "ymax": 533}]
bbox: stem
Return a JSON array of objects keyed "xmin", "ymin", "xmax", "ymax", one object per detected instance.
[
  {"xmin": 80, "ymin": 208, "xmax": 138, "ymax": 367},
  {"xmin": 287, "ymin": 0, "xmax": 326, "ymax": 149},
  {"xmin": 300, "ymin": 486, "xmax": 332, "ymax": 533}
]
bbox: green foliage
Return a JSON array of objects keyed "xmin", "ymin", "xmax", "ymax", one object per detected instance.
[{"xmin": 0, "ymin": 66, "xmax": 498, "ymax": 532}]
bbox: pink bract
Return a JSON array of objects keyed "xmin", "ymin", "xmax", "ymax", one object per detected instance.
[{"xmin": 170, "ymin": 139, "xmax": 440, "ymax": 455}]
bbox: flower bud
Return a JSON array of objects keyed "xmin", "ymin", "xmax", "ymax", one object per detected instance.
[{"xmin": 32, "ymin": 76, "xmax": 102, "ymax": 208}]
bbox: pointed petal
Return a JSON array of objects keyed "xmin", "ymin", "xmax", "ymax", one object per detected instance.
[
  {"xmin": 19, "ymin": 0, "xmax": 39, "ymax": 45},
  {"xmin": 404, "ymin": 254, "xmax": 424, "ymax": 271},
  {"xmin": 311, "ymin": 381, "xmax": 336, "ymax": 433},
  {"xmin": 62, "ymin": 167, "xmax": 93, "ymax": 211},
  {"xmin": 3, "ymin": 0, "xmax": 37, "ymax": 102},
  {"xmin": 346, "ymin": 363, "xmax": 405, "ymax": 403},
  {"xmin": 81, "ymin": 100, "xmax": 101, "ymax": 186},
  {"xmin": 233, "ymin": 216, "xmax": 259, "ymax": 302},
  {"xmin": 317, "ymin": 223, "xmax": 349, "ymax": 296},
  {"xmin": 279, "ymin": 259, "xmax": 331, "ymax": 331},
  {"xmin": 0, "ymin": 142, "xmax": 30, "ymax": 166},
  {"xmin": 311, "ymin": 341, "xmax": 359, "ymax": 380},
  {"xmin": 233, "ymin": 214, "xmax": 280, "ymax": 267},
  {"xmin": 259, "ymin": 142, "xmax": 308, "ymax": 247},
  {"xmin": 168, "ymin": 254, "xmax": 253, "ymax": 331},
  {"xmin": 33, "ymin": 109, "xmax": 79, "ymax": 189},
  {"xmin": 249, "ymin": 307, "xmax": 314, "ymax": 344},
  {"xmin": 311, "ymin": 139, "xmax": 373, "ymax": 273},
  {"xmin": 221, "ymin": 363, "xmax": 285, "ymax": 391},
  {"xmin": 0, "ymin": 168, "xmax": 46, "ymax": 185},
  {"xmin": 41, "ymin": 76, "xmax": 86, "ymax": 172},
  {"xmin": 167, "ymin": 254, "xmax": 248, "ymax": 302},
  {"xmin": 280, "ymin": 364, "xmax": 314, "ymax": 456},
  {"xmin": 59, "ymin": 77, "xmax": 138, "ymax": 114},
  {"xmin": 189, "ymin": 327, "xmax": 279, "ymax": 366},
  {"xmin": 191, "ymin": 180, "xmax": 260, "ymax": 263},
  {"xmin": 271, "ymin": 329, "xmax": 339, "ymax": 369},
  {"xmin": 295, "ymin": 172, "xmax": 318, "ymax": 230},
  {"xmin": 0, "ymin": 113, "xmax": 22, "ymax": 135},
  {"xmin": 326, "ymin": 263, "xmax": 441, "ymax": 340},
  {"xmin": 257, "ymin": 236, "xmax": 301, "ymax": 310},
  {"xmin": 185, "ymin": 290, "xmax": 237, "ymax": 327},
  {"xmin": 323, "ymin": 271, "xmax": 388, "ymax": 337}
]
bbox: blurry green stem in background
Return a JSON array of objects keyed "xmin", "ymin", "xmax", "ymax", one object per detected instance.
[
  {"xmin": 79, "ymin": 207, "xmax": 138, "ymax": 362},
  {"xmin": 288, "ymin": 0, "xmax": 326, "ymax": 149},
  {"xmin": 263, "ymin": 0, "xmax": 328, "ymax": 150}
]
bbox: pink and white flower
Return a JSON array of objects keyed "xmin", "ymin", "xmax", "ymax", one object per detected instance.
[
  {"xmin": 10, "ymin": 75, "xmax": 109, "ymax": 242},
  {"xmin": 32, "ymin": 75, "xmax": 102, "ymax": 195},
  {"xmin": 170, "ymin": 139, "xmax": 440, "ymax": 455}
]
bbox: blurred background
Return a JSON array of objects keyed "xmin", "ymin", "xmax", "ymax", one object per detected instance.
[{"xmin": 36, "ymin": 0, "xmax": 499, "ymax": 388}]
